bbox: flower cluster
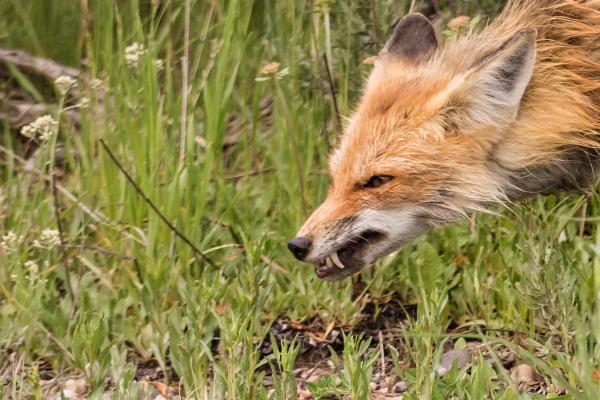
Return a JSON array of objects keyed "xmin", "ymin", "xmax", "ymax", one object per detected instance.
[
  {"xmin": 1, "ymin": 231, "xmax": 23, "ymax": 253},
  {"xmin": 24, "ymin": 260, "xmax": 39, "ymax": 274},
  {"xmin": 125, "ymin": 42, "xmax": 147, "ymax": 68},
  {"xmin": 54, "ymin": 75, "xmax": 78, "ymax": 96},
  {"xmin": 33, "ymin": 228, "xmax": 61, "ymax": 249},
  {"xmin": 79, "ymin": 97, "xmax": 90, "ymax": 109},
  {"xmin": 91, "ymin": 78, "xmax": 104, "ymax": 90},
  {"xmin": 20, "ymin": 115, "xmax": 58, "ymax": 141}
]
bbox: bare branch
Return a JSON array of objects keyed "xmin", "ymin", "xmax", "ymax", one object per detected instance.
[
  {"xmin": 99, "ymin": 139, "xmax": 217, "ymax": 268},
  {"xmin": 322, "ymin": 53, "xmax": 342, "ymax": 137},
  {"xmin": 0, "ymin": 47, "xmax": 82, "ymax": 81}
]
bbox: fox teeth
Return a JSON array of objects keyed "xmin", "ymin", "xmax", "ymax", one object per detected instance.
[
  {"xmin": 325, "ymin": 256, "xmax": 333, "ymax": 268},
  {"xmin": 330, "ymin": 251, "xmax": 345, "ymax": 269}
]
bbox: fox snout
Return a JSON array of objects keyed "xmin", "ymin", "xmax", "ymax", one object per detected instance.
[{"xmin": 289, "ymin": 203, "xmax": 426, "ymax": 280}]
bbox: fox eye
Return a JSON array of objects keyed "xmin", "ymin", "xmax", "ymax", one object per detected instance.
[{"xmin": 361, "ymin": 175, "xmax": 393, "ymax": 189}]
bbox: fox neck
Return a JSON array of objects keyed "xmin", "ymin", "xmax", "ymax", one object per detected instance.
[{"xmin": 498, "ymin": 146, "xmax": 600, "ymax": 200}]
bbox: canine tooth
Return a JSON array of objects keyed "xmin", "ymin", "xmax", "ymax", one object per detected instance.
[
  {"xmin": 325, "ymin": 256, "xmax": 333, "ymax": 268},
  {"xmin": 330, "ymin": 251, "xmax": 345, "ymax": 269}
]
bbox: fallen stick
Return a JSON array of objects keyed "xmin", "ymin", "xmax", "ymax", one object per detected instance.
[
  {"xmin": 0, "ymin": 47, "xmax": 82, "ymax": 82},
  {"xmin": 98, "ymin": 139, "xmax": 217, "ymax": 268}
]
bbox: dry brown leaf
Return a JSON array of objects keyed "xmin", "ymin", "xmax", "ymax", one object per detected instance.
[
  {"xmin": 448, "ymin": 16, "xmax": 470, "ymax": 32},
  {"xmin": 322, "ymin": 320, "xmax": 335, "ymax": 341},
  {"xmin": 452, "ymin": 255, "xmax": 469, "ymax": 265},
  {"xmin": 150, "ymin": 381, "xmax": 169, "ymax": 397},
  {"xmin": 292, "ymin": 320, "xmax": 305, "ymax": 330},
  {"xmin": 215, "ymin": 303, "xmax": 229, "ymax": 316},
  {"xmin": 260, "ymin": 62, "xmax": 280, "ymax": 75},
  {"xmin": 297, "ymin": 389, "xmax": 313, "ymax": 399},
  {"xmin": 362, "ymin": 56, "xmax": 377, "ymax": 65}
]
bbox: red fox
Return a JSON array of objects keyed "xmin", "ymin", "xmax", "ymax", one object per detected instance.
[{"xmin": 288, "ymin": 0, "xmax": 600, "ymax": 280}]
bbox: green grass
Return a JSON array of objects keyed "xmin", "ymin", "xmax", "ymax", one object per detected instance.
[{"xmin": 0, "ymin": 0, "xmax": 599, "ymax": 399}]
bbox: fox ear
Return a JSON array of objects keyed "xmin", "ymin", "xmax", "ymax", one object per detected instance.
[
  {"xmin": 445, "ymin": 29, "xmax": 537, "ymax": 127},
  {"xmin": 382, "ymin": 13, "xmax": 438, "ymax": 63}
]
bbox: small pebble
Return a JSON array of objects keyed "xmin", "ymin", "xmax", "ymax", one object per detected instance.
[
  {"xmin": 510, "ymin": 363, "xmax": 540, "ymax": 384},
  {"xmin": 437, "ymin": 349, "xmax": 473, "ymax": 376},
  {"xmin": 393, "ymin": 381, "xmax": 408, "ymax": 393},
  {"xmin": 326, "ymin": 359, "xmax": 335, "ymax": 370},
  {"xmin": 61, "ymin": 378, "xmax": 87, "ymax": 399},
  {"xmin": 297, "ymin": 389, "xmax": 313, "ymax": 399}
]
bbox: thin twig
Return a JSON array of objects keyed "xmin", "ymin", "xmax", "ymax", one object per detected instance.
[
  {"xmin": 378, "ymin": 330, "xmax": 386, "ymax": 378},
  {"xmin": 409, "ymin": 0, "xmax": 417, "ymax": 14},
  {"xmin": 51, "ymin": 175, "xmax": 76, "ymax": 306},
  {"xmin": 99, "ymin": 139, "xmax": 216, "ymax": 268},
  {"xmin": 260, "ymin": 255, "xmax": 290, "ymax": 275},
  {"xmin": 579, "ymin": 197, "xmax": 589, "ymax": 237},
  {"xmin": 0, "ymin": 47, "xmax": 82, "ymax": 82},
  {"xmin": 221, "ymin": 167, "xmax": 276, "ymax": 181},
  {"xmin": 64, "ymin": 244, "xmax": 136, "ymax": 260},
  {"xmin": 322, "ymin": 53, "xmax": 342, "ymax": 136},
  {"xmin": 370, "ymin": 0, "xmax": 379, "ymax": 45}
]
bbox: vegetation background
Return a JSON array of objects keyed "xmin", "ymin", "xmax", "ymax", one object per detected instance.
[{"xmin": 0, "ymin": 0, "xmax": 599, "ymax": 398}]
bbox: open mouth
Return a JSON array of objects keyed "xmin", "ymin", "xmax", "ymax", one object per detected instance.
[{"xmin": 315, "ymin": 230, "xmax": 384, "ymax": 280}]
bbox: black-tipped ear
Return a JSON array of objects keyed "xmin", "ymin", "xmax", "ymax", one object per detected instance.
[
  {"xmin": 382, "ymin": 13, "xmax": 438, "ymax": 63},
  {"xmin": 470, "ymin": 28, "xmax": 537, "ymax": 110}
]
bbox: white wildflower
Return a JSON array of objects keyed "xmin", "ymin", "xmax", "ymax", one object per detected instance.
[
  {"xmin": 91, "ymin": 78, "xmax": 103, "ymax": 90},
  {"xmin": 1, "ymin": 231, "xmax": 23, "ymax": 253},
  {"xmin": 154, "ymin": 59, "xmax": 164, "ymax": 72},
  {"xmin": 125, "ymin": 42, "xmax": 146, "ymax": 68},
  {"xmin": 54, "ymin": 76, "xmax": 78, "ymax": 96},
  {"xmin": 24, "ymin": 260, "xmax": 39, "ymax": 274},
  {"xmin": 33, "ymin": 228, "xmax": 61, "ymax": 249},
  {"xmin": 19, "ymin": 115, "xmax": 58, "ymax": 141},
  {"xmin": 78, "ymin": 97, "xmax": 90, "ymax": 109},
  {"xmin": 20, "ymin": 124, "xmax": 37, "ymax": 138},
  {"xmin": 36, "ymin": 115, "xmax": 59, "ymax": 141}
]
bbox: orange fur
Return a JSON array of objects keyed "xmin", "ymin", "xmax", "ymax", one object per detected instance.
[{"xmin": 294, "ymin": 0, "xmax": 600, "ymax": 280}]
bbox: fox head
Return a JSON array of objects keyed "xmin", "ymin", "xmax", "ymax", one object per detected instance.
[{"xmin": 289, "ymin": 14, "xmax": 538, "ymax": 280}]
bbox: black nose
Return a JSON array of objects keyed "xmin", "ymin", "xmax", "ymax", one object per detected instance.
[{"xmin": 288, "ymin": 236, "xmax": 311, "ymax": 261}]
